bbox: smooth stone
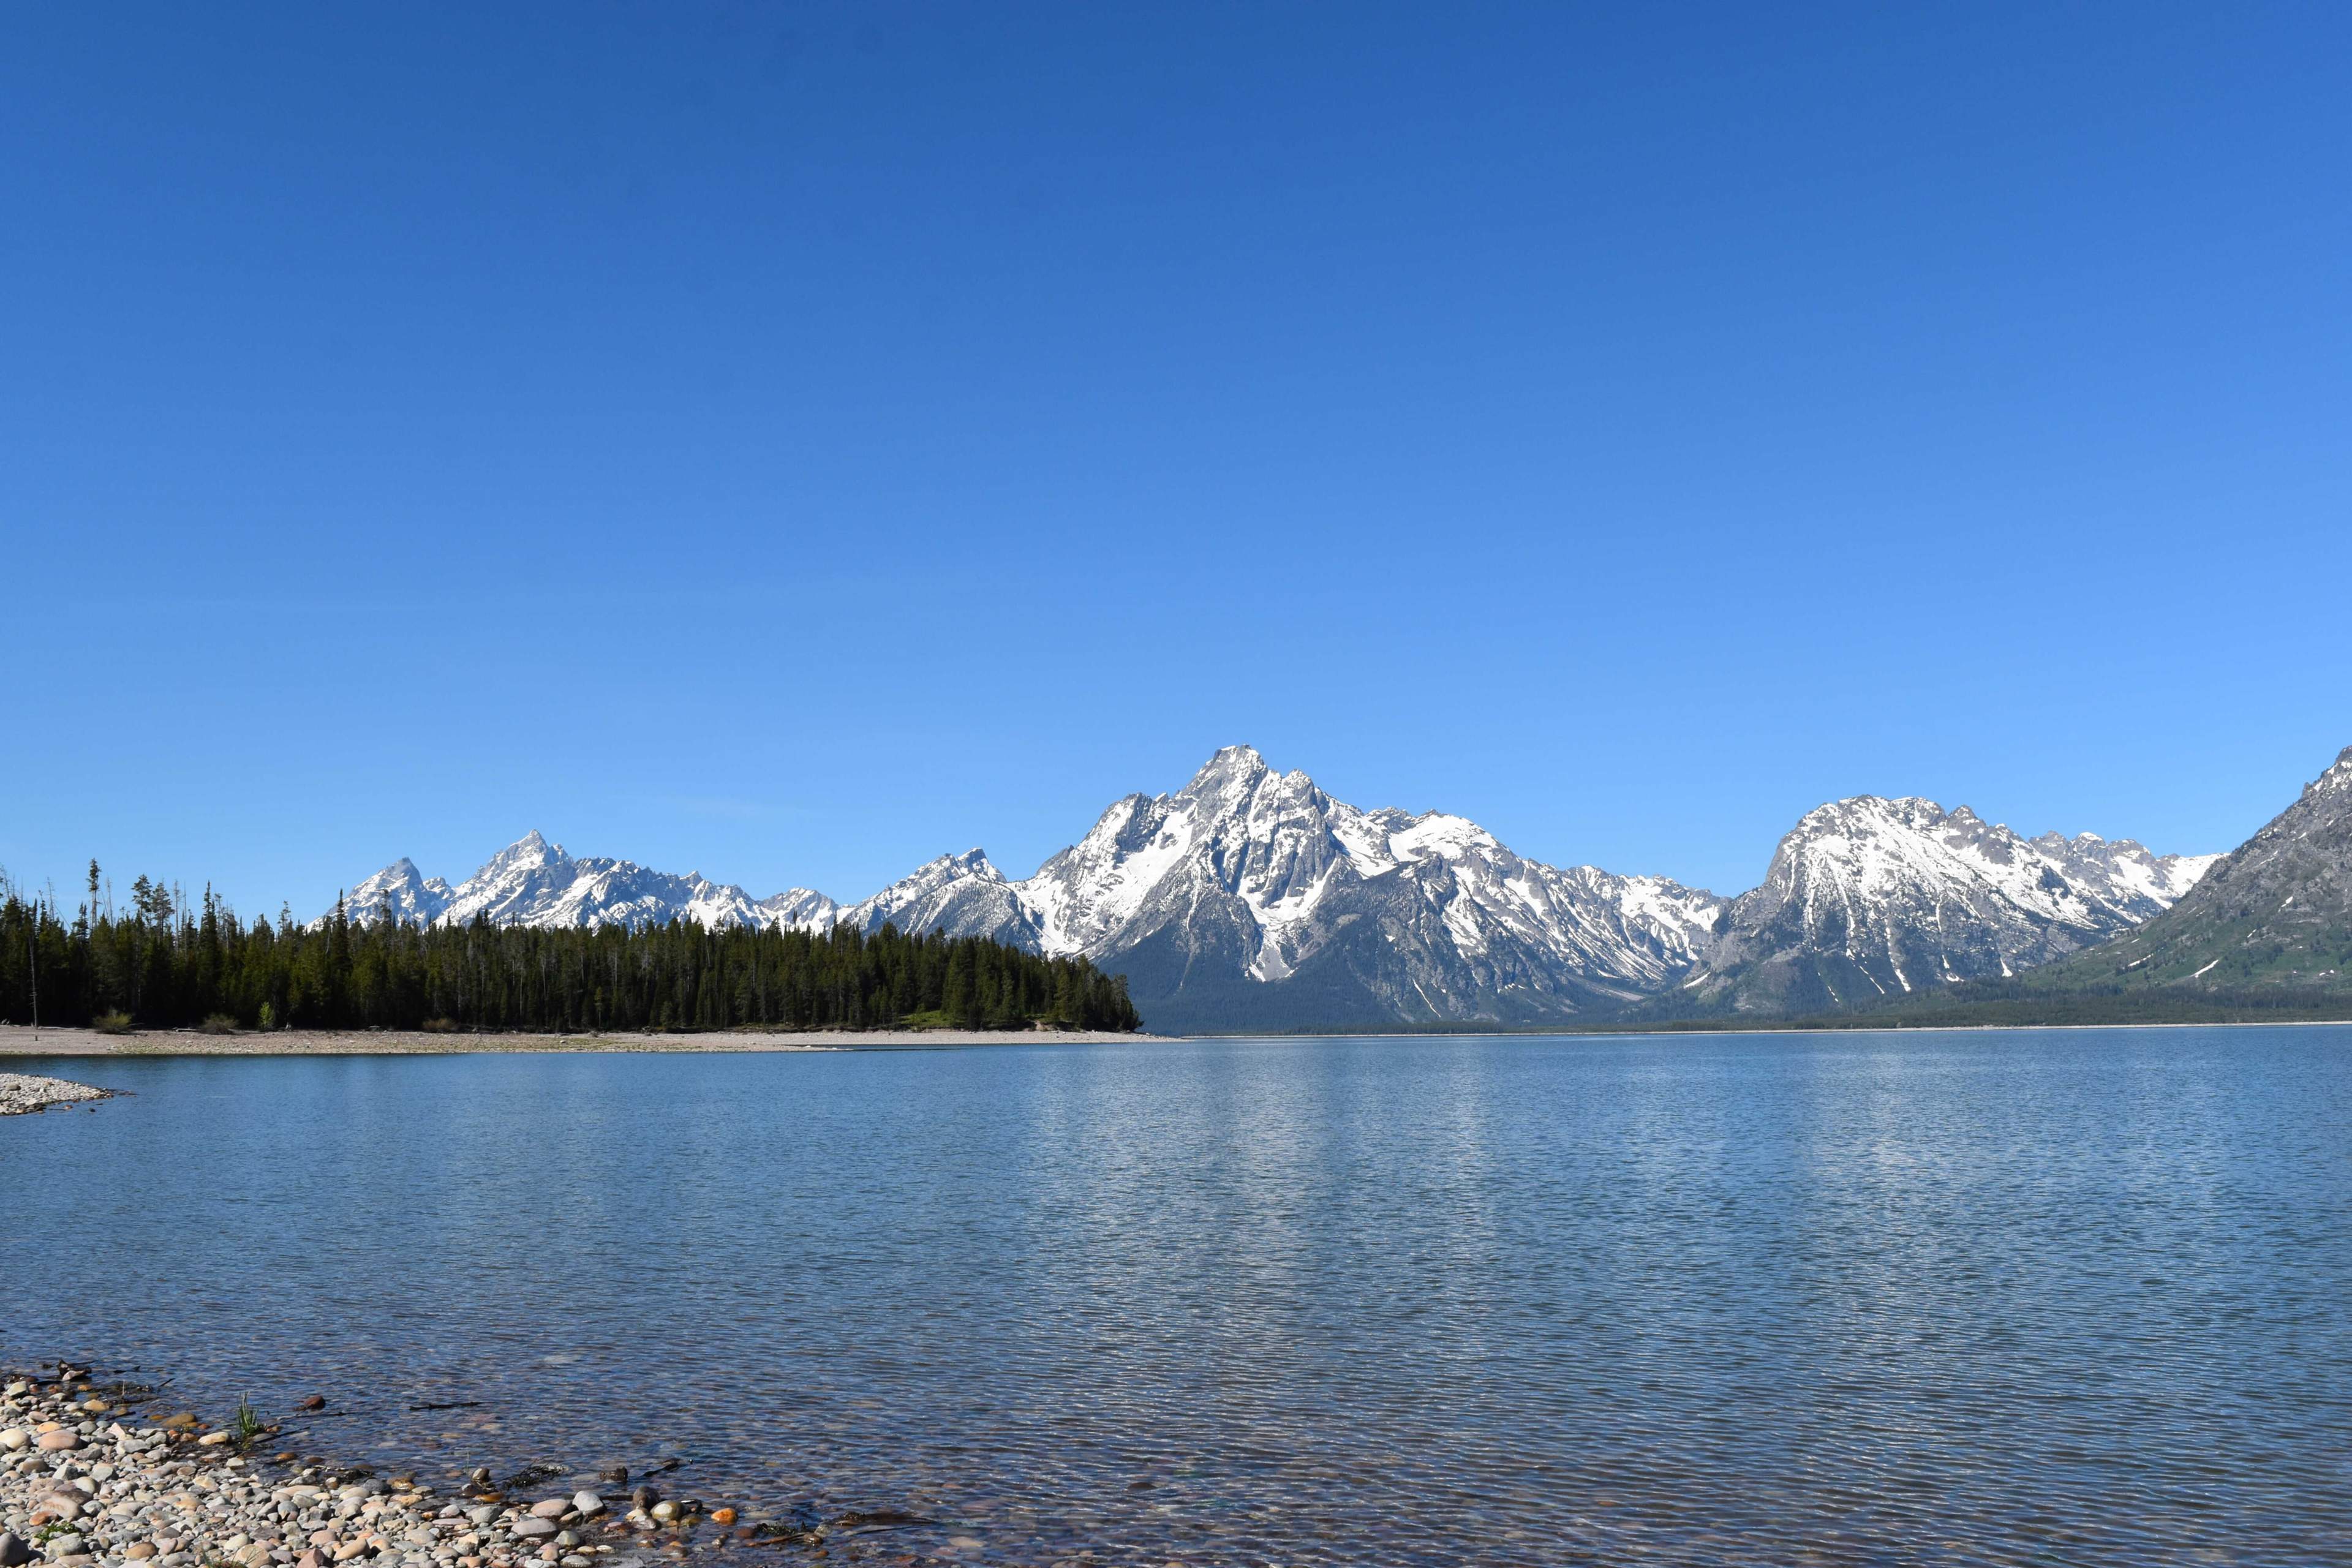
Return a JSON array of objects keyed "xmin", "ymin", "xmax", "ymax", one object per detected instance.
[
  {"xmin": 0, "ymin": 1534, "xmax": 32, "ymax": 1568},
  {"xmin": 126, "ymin": 1547, "xmax": 157, "ymax": 1561},
  {"xmin": 567, "ymin": 1495, "xmax": 602, "ymax": 1520},
  {"xmin": 526, "ymin": 1502, "xmax": 567, "ymax": 1521},
  {"xmin": 465, "ymin": 1509, "xmax": 500, "ymax": 1528},
  {"xmin": 43, "ymin": 1537, "xmax": 86, "ymax": 1562},
  {"xmin": 0, "ymin": 1431, "xmax": 28, "ymax": 1452},
  {"xmin": 36, "ymin": 1431, "xmax": 80, "ymax": 1452},
  {"xmin": 511, "ymin": 1521, "xmax": 556, "ymax": 1541}
]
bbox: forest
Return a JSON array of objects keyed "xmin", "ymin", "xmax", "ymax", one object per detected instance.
[{"xmin": 0, "ymin": 869, "xmax": 1141, "ymax": 1035}]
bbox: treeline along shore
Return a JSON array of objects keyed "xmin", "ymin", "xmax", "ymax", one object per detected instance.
[{"xmin": 0, "ymin": 873, "xmax": 1140, "ymax": 1035}]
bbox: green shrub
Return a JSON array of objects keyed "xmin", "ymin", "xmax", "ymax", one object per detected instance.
[
  {"xmin": 198, "ymin": 1013, "xmax": 240, "ymax": 1035},
  {"xmin": 91, "ymin": 1011, "xmax": 134, "ymax": 1035}
]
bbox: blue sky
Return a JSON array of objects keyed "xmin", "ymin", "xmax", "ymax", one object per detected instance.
[{"xmin": 5, "ymin": 2, "xmax": 2348, "ymax": 916}]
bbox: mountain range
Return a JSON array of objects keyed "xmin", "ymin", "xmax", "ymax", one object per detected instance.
[{"xmin": 339, "ymin": 745, "xmax": 2224, "ymax": 1031}]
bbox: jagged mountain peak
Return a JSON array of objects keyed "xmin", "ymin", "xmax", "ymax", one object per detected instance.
[
  {"xmin": 480, "ymin": 829, "xmax": 565, "ymax": 871},
  {"xmin": 936, "ymin": 848, "xmax": 1005, "ymax": 878},
  {"xmin": 1197, "ymin": 742, "xmax": 1269, "ymax": 774},
  {"xmin": 922, "ymin": 746, "xmax": 1737, "ymax": 1026},
  {"xmin": 2308, "ymin": 746, "xmax": 2352, "ymax": 794}
]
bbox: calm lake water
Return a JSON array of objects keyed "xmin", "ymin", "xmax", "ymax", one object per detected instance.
[{"xmin": 5, "ymin": 1029, "xmax": 2351, "ymax": 1566}]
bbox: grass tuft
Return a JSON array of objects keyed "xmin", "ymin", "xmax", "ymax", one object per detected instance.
[{"xmin": 230, "ymin": 1397, "xmax": 266, "ymax": 1448}]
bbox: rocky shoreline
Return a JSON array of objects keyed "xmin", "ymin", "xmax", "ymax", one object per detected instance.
[
  {"xmin": 0, "ymin": 1371, "xmax": 993, "ymax": 1568},
  {"xmin": 0, "ymin": 1075, "xmax": 111, "ymax": 1117},
  {"xmin": 2, "ymin": 1372, "xmax": 690, "ymax": 1568}
]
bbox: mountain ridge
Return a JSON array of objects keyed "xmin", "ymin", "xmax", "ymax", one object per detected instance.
[
  {"xmin": 332, "ymin": 745, "xmax": 2220, "ymax": 1030},
  {"xmin": 2004, "ymin": 745, "xmax": 2352, "ymax": 998}
]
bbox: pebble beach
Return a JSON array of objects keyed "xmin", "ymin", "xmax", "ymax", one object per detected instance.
[{"xmin": 0, "ymin": 1373, "xmax": 978, "ymax": 1568}]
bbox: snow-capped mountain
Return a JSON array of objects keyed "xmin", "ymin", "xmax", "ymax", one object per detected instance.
[
  {"xmin": 821, "ymin": 746, "xmax": 1728, "ymax": 1030},
  {"xmin": 344, "ymin": 858, "xmax": 454, "ymax": 927},
  {"xmin": 1673, "ymin": 796, "xmax": 2220, "ymax": 1015},
  {"xmin": 337, "ymin": 831, "xmax": 839, "ymax": 933},
  {"xmin": 331, "ymin": 747, "xmax": 2219, "ymax": 1027},
  {"xmin": 834, "ymin": 849, "xmax": 1044, "ymax": 949}
]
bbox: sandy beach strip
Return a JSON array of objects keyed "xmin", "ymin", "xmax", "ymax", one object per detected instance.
[{"xmin": 0, "ymin": 1025, "xmax": 1153, "ymax": 1057}]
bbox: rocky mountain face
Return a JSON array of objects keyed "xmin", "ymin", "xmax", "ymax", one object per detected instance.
[
  {"xmin": 1001, "ymin": 745, "xmax": 1725, "ymax": 1031},
  {"xmin": 1669, "ymin": 796, "xmax": 2218, "ymax": 1016},
  {"xmin": 334, "ymin": 747, "xmax": 2221, "ymax": 1028},
  {"xmin": 2032, "ymin": 746, "xmax": 2352, "ymax": 995}
]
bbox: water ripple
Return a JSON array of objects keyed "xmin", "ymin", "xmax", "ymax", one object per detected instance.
[{"xmin": 4, "ymin": 1028, "xmax": 2351, "ymax": 1564}]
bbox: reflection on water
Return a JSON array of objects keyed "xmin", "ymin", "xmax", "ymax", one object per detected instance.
[{"xmin": 5, "ymin": 1029, "xmax": 2351, "ymax": 1564}]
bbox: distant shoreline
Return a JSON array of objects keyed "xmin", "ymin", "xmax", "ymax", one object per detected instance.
[
  {"xmin": 0, "ymin": 1024, "xmax": 1157, "ymax": 1056},
  {"xmin": 4, "ymin": 1017, "xmax": 2348, "ymax": 1058},
  {"xmin": 1183, "ymin": 1017, "xmax": 2352, "ymax": 1038}
]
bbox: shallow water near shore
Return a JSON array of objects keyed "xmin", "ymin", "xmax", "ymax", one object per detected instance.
[{"xmin": 6, "ymin": 1028, "xmax": 2351, "ymax": 1565}]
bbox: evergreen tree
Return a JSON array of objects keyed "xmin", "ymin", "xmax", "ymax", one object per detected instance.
[{"xmin": 0, "ymin": 871, "xmax": 1140, "ymax": 1035}]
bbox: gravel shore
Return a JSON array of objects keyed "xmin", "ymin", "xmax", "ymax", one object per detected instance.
[
  {"xmin": 0, "ymin": 1026, "xmax": 1152, "ymax": 1057},
  {"xmin": 0, "ymin": 1075, "xmax": 111, "ymax": 1116},
  {"xmin": 0, "ymin": 1373, "xmax": 846, "ymax": 1568}
]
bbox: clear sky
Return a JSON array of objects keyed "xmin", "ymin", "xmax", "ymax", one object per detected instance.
[{"xmin": 6, "ymin": 2, "xmax": 2348, "ymax": 917}]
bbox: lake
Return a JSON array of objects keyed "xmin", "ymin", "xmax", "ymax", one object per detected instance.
[{"xmin": 5, "ymin": 1028, "xmax": 2350, "ymax": 1565}]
